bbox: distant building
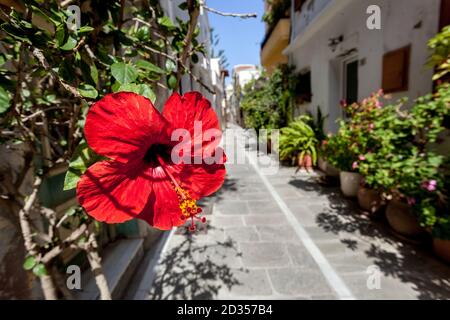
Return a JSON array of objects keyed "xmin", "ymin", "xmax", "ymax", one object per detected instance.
[
  {"xmin": 229, "ymin": 65, "xmax": 260, "ymax": 125},
  {"xmin": 210, "ymin": 58, "xmax": 229, "ymax": 128}
]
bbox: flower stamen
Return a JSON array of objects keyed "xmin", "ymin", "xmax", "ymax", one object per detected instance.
[{"xmin": 156, "ymin": 154, "xmax": 205, "ymax": 232}]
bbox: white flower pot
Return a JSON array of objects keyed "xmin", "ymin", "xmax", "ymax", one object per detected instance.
[
  {"xmin": 318, "ymin": 157, "xmax": 340, "ymax": 177},
  {"xmin": 339, "ymin": 171, "xmax": 361, "ymax": 197}
]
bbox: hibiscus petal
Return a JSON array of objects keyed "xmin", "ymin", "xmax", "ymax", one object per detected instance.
[
  {"xmin": 85, "ymin": 92, "xmax": 171, "ymax": 163},
  {"xmin": 137, "ymin": 166, "xmax": 185, "ymax": 230},
  {"xmin": 169, "ymin": 162, "xmax": 226, "ymax": 200},
  {"xmin": 162, "ymin": 92, "xmax": 223, "ymax": 163},
  {"xmin": 162, "ymin": 91, "xmax": 220, "ymax": 133},
  {"xmin": 76, "ymin": 159, "xmax": 152, "ymax": 223}
]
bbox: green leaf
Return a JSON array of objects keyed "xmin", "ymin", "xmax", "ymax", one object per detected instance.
[
  {"xmin": 60, "ymin": 36, "xmax": 77, "ymax": 51},
  {"xmin": 0, "ymin": 86, "xmax": 11, "ymax": 113},
  {"xmin": 118, "ymin": 83, "xmax": 156, "ymax": 103},
  {"xmin": 178, "ymin": 2, "xmax": 188, "ymax": 10},
  {"xmin": 90, "ymin": 63, "xmax": 99, "ymax": 86},
  {"xmin": 55, "ymin": 24, "xmax": 66, "ymax": 47},
  {"xmin": 157, "ymin": 16, "xmax": 175, "ymax": 29},
  {"xmin": 77, "ymin": 83, "xmax": 98, "ymax": 99},
  {"xmin": 78, "ymin": 25, "xmax": 94, "ymax": 34},
  {"xmin": 64, "ymin": 142, "xmax": 104, "ymax": 190},
  {"xmin": 165, "ymin": 59, "xmax": 177, "ymax": 73},
  {"xmin": 111, "ymin": 81, "xmax": 121, "ymax": 92},
  {"xmin": 32, "ymin": 264, "xmax": 47, "ymax": 277},
  {"xmin": 167, "ymin": 74, "xmax": 177, "ymax": 89},
  {"xmin": 23, "ymin": 256, "xmax": 36, "ymax": 271},
  {"xmin": 135, "ymin": 60, "xmax": 164, "ymax": 74},
  {"xmin": 111, "ymin": 62, "xmax": 138, "ymax": 84}
]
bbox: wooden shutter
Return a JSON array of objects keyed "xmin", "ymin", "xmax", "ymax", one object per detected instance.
[{"xmin": 382, "ymin": 46, "xmax": 410, "ymax": 93}]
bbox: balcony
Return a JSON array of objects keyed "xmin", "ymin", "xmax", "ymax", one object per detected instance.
[{"xmin": 260, "ymin": 18, "xmax": 291, "ymax": 74}]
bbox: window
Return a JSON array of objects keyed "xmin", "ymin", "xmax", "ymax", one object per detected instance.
[
  {"xmin": 296, "ymin": 70, "xmax": 312, "ymax": 103},
  {"xmin": 382, "ymin": 46, "xmax": 410, "ymax": 93},
  {"xmin": 439, "ymin": 0, "xmax": 450, "ymax": 31},
  {"xmin": 294, "ymin": 0, "xmax": 303, "ymax": 11},
  {"xmin": 343, "ymin": 59, "xmax": 358, "ymax": 105}
]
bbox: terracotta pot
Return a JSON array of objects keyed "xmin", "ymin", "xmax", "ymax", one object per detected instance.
[
  {"xmin": 386, "ymin": 200, "xmax": 423, "ymax": 237},
  {"xmin": 339, "ymin": 171, "xmax": 361, "ymax": 197},
  {"xmin": 357, "ymin": 187, "xmax": 383, "ymax": 213},
  {"xmin": 298, "ymin": 154, "xmax": 313, "ymax": 169},
  {"xmin": 433, "ymin": 238, "xmax": 450, "ymax": 263}
]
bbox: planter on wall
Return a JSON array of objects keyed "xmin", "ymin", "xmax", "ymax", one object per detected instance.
[
  {"xmin": 357, "ymin": 187, "xmax": 383, "ymax": 214},
  {"xmin": 386, "ymin": 199, "xmax": 423, "ymax": 237},
  {"xmin": 339, "ymin": 171, "xmax": 361, "ymax": 197},
  {"xmin": 433, "ymin": 238, "xmax": 450, "ymax": 264}
]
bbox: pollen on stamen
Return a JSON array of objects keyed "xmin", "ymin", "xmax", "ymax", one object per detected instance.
[{"xmin": 174, "ymin": 186, "xmax": 205, "ymax": 232}]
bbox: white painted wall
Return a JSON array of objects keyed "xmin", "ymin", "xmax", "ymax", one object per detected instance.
[
  {"xmin": 229, "ymin": 65, "xmax": 260, "ymax": 125},
  {"xmin": 286, "ymin": 0, "xmax": 441, "ymax": 133},
  {"xmin": 163, "ymin": 0, "xmax": 215, "ymax": 101}
]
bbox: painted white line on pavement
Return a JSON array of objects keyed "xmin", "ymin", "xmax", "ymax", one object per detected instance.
[{"xmin": 246, "ymin": 152, "xmax": 355, "ymax": 300}]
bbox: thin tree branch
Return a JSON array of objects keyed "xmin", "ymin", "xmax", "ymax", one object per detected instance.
[
  {"xmin": 31, "ymin": 47, "xmax": 90, "ymax": 104},
  {"xmin": 175, "ymin": 0, "xmax": 200, "ymax": 91},
  {"xmin": 18, "ymin": 176, "xmax": 42, "ymax": 256},
  {"xmin": 201, "ymin": 2, "xmax": 257, "ymax": 19}
]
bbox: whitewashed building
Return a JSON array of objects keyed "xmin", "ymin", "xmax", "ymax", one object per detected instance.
[
  {"xmin": 161, "ymin": 0, "xmax": 226, "ymax": 121},
  {"xmin": 229, "ymin": 65, "xmax": 261, "ymax": 125},
  {"xmin": 284, "ymin": 0, "xmax": 450, "ymax": 133}
]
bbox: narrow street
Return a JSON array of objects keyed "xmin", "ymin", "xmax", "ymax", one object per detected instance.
[{"xmin": 125, "ymin": 127, "xmax": 450, "ymax": 300}]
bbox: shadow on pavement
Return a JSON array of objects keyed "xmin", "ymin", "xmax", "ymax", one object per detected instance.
[
  {"xmin": 288, "ymin": 174, "xmax": 450, "ymax": 300},
  {"xmin": 148, "ymin": 228, "xmax": 241, "ymax": 300}
]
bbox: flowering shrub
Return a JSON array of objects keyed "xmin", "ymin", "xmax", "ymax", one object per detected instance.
[
  {"xmin": 323, "ymin": 90, "xmax": 387, "ymax": 172},
  {"xmin": 359, "ymin": 84, "xmax": 450, "ymax": 238}
]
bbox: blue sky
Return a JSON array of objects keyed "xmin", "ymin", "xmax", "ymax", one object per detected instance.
[{"xmin": 206, "ymin": 0, "xmax": 265, "ymax": 81}]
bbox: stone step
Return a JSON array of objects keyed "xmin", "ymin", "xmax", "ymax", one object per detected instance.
[{"xmin": 75, "ymin": 238, "xmax": 144, "ymax": 300}]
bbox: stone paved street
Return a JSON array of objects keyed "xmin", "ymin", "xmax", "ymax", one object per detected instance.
[{"xmin": 125, "ymin": 129, "xmax": 450, "ymax": 300}]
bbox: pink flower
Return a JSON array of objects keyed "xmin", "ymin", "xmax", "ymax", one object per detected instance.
[
  {"xmin": 368, "ymin": 123, "xmax": 375, "ymax": 130},
  {"xmin": 421, "ymin": 180, "xmax": 437, "ymax": 192},
  {"xmin": 407, "ymin": 197, "xmax": 416, "ymax": 205},
  {"xmin": 377, "ymin": 89, "xmax": 384, "ymax": 96},
  {"xmin": 358, "ymin": 155, "xmax": 366, "ymax": 161},
  {"xmin": 352, "ymin": 161, "xmax": 358, "ymax": 170},
  {"xmin": 340, "ymin": 99, "xmax": 347, "ymax": 108},
  {"xmin": 375, "ymin": 101, "xmax": 382, "ymax": 108}
]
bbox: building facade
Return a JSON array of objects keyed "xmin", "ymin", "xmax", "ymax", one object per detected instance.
[
  {"xmin": 284, "ymin": 0, "xmax": 450, "ymax": 133},
  {"xmin": 229, "ymin": 65, "xmax": 261, "ymax": 126}
]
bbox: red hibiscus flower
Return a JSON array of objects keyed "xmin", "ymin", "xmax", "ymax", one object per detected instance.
[{"xmin": 76, "ymin": 91, "xmax": 226, "ymax": 231}]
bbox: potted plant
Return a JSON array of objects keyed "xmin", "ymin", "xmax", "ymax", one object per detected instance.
[
  {"xmin": 324, "ymin": 133, "xmax": 361, "ymax": 196},
  {"xmin": 279, "ymin": 116, "xmax": 318, "ymax": 169},
  {"xmin": 432, "ymin": 219, "xmax": 450, "ymax": 263},
  {"xmin": 319, "ymin": 138, "xmax": 340, "ymax": 177}
]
